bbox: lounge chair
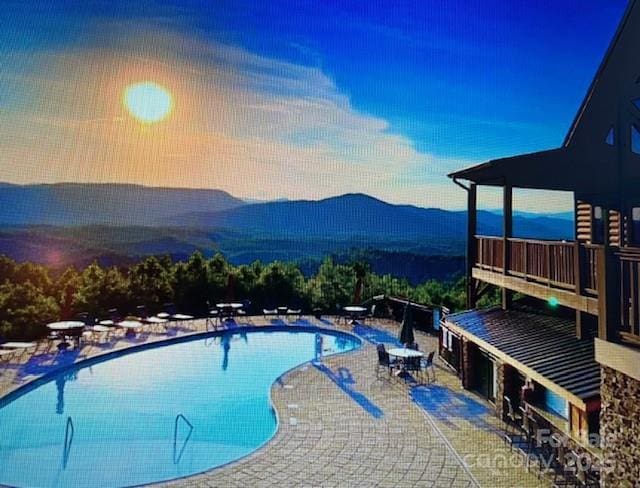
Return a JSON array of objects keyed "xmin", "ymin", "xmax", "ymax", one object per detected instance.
[
  {"xmin": 263, "ymin": 301, "xmax": 278, "ymax": 317},
  {"xmin": 287, "ymin": 299, "xmax": 302, "ymax": 317}
]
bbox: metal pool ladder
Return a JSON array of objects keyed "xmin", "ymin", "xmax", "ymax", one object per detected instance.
[
  {"xmin": 62, "ymin": 416, "xmax": 74, "ymax": 469},
  {"xmin": 173, "ymin": 413, "xmax": 194, "ymax": 464}
]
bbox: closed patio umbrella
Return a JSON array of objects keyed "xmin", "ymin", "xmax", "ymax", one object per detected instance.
[{"xmin": 399, "ymin": 301, "xmax": 415, "ymax": 346}]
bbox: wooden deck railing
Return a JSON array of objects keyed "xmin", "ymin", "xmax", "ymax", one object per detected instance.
[
  {"xmin": 620, "ymin": 249, "xmax": 640, "ymax": 345},
  {"xmin": 476, "ymin": 236, "xmax": 504, "ymax": 271},
  {"xmin": 475, "ymin": 236, "xmax": 600, "ymax": 295}
]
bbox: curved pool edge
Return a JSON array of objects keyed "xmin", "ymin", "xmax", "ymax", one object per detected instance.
[
  {"xmin": 141, "ymin": 326, "xmax": 365, "ymax": 487},
  {"xmin": 0, "ymin": 323, "xmax": 363, "ymax": 410}
]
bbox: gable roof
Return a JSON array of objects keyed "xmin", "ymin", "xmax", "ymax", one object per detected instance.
[{"xmin": 449, "ymin": 0, "xmax": 640, "ymax": 192}]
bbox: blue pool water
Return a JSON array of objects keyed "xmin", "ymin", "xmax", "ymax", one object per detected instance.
[{"xmin": 0, "ymin": 328, "xmax": 360, "ymax": 487}]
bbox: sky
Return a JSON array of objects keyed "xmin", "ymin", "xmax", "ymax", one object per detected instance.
[{"xmin": 0, "ymin": 0, "xmax": 628, "ymax": 211}]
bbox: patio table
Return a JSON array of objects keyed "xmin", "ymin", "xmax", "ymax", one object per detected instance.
[
  {"xmin": 216, "ymin": 303, "xmax": 243, "ymax": 320},
  {"xmin": 47, "ymin": 321, "xmax": 86, "ymax": 348},
  {"xmin": 116, "ymin": 320, "xmax": 144, "ymax": 336},
  {"xmin": 1, "ymin": 342, "xmax": 37, "ymax": 349},
  {"xmin": 388, "ymin": 348, "xmax": 424, "ymax": 376},
  {"xmin": 47, "ymin": 321, "xmax": 85, "ymax": 332},
  {"xmin": 343, "ymin": 306, "xmax": 367, "ymax": 324}
]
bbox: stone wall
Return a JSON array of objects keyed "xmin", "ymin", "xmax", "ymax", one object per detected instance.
[
  {"xmin": 600, "ymin": 365, "xmax": 640, "ymax": 487},
  {"xmin": 461, "ymin": 339, "xmax": 476, "ymax": 390},
  {"xmin": 494, "ymin": 362, "xmax": 516, "ymax": 420}
]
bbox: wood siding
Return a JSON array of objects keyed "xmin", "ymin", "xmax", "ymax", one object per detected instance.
[{"xmin": 576, "ymin": 201, "xmax": 592, "ymax": 243}]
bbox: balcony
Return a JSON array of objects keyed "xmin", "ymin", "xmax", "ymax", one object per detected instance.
[
  {"xmin": 473, "ymin": 236, "xmax": 600, "ymax": 314},
  {"xmin": 620, "ymin": 248, "xmax": 640, "ymax": 346}
]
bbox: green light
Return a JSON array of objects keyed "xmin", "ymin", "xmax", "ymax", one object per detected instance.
[{"xmin": 548, "ymin": 296, "xmax": 559, "ymax": 307}]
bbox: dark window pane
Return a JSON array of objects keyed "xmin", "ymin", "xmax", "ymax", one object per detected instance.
[
  {"xmin": 605, "ymin": 126, "xmax": 615, "ymax": 146},
  {"xmin": 632, "ymin": 207, "xmax": 640, "ymax": 245},
  {"xmin": 632, "ymin": 124, "xmax": 640, "ymax": 155},
  {"xmin": 593, "ymin": 206, "xmax": 605, "ymax": 244}
]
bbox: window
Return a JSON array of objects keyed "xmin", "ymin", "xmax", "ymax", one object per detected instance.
[
  {"xmin": 605, "ymin": 126, "xmax": 615, "ymax": 146},
  {"xmin": 593, "ymin": 206, "xmax": 605, "ymax": 244},
  {"xmin": 632, "ymin": 123, "xmax": 640, "ymax": 155},
  {"xmin": 632, "ymin": 207, "xmax": 640, "ymax": 246},
  {"xmin": 544, "ymin": 388, "xmax": 569, "ymax": 419}
]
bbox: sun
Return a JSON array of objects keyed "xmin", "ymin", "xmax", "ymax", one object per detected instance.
[{"xmin": 123, "ymin": 81, "xmax": 173, "ymax": 124}]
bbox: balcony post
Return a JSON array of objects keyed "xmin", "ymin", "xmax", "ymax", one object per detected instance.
[
  {"xmin": 574, "ymin": 241, "xmax": 588, "ymax": 339},
  {"xmin": 467, "ymin": 184, "xmax": 477, "ymax": 308},
  {"xmin": 502, "ymin": 183, "xmax": 513, "ymax": 309}
]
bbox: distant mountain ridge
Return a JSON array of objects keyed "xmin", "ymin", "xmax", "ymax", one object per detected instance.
[
  {"xmin": 0, "ymin": 184, "xmax": 573, "ymax": 241},
  {"xmin": 165, "ymin": 192, "xmax": 573, "ymax": 241},
  {"xmin": 0, "ymin": 183, "xmax": 244, "ymax": 226}
]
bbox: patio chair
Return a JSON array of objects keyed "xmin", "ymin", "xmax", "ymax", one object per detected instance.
[
  {"xmin": 421, "ymin": 351, "xmax": 436, "ymax": 382},
  {"xmin": 502, "ymin": 395, "xmax": 522, "ymax": 445},
  {"xmin": 375, "ymin": 344, "xmax": 398, "ymax": 377},
  {"xmin": 136, "ymin": 305, "xmax": 168, "ymax": 331},
  {"xmin": 158, "ymin": 303, "xmax": 195, "ymax": 326},
  {"xmin": 237, "ymin": 299, "xmax": 251, "ymax": 317},
  {"xmin": 77, "ymin": 312, "xmax": 108, "ymax": 343},
  {"xmin": 404, "ymin": 355, "xmax": 423, "ymax": 383},
  {"xmin": 98, "ymin": 308, "xmax": 121, "ymax": 327},
  {"xmin": 0, "ymin": 348, "xmax": 15, "ymax": 362},
  {"xmin": 206, "ymin": 301, "xmax": 220, "ymax": 330}
]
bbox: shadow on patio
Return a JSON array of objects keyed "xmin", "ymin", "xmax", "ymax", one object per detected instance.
[
  {"xmin": 313, "ymin": 362, "xmax": 384, "ymax": 418},
  {"xmin": 410, "ymin": 384, "xmax": 500, "ymax": 434}
]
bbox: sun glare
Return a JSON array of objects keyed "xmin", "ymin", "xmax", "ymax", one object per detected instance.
[{"xmin": 123, "ymin": 81, "xmax": 173, "ymax": 124}]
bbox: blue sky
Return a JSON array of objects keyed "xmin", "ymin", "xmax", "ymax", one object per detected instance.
[{"xmin": 0, "ymin": 0, "xmax": 628, "ymax": 210}]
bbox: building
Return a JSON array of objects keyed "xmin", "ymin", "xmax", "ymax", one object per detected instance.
[{"xmin": 443, "ymin": 1, "xmax": 640, "ymax": 485}]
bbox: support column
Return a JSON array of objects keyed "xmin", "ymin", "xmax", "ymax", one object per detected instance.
[
  {"xmin": 467, "ymin": 184, "xmax": 478, "ymax": 309},
  {"xmin": 502, "ymin": 183, "xmax": 513, "ymax": 309},
  {"xmin": 461, "ymin": 339, "xmax": 476, "ymax": 390}
]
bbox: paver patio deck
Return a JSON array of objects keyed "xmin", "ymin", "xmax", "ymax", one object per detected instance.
[{"xmin": 0, "ymin": 316, "xmax": 549, "ymax": 487}]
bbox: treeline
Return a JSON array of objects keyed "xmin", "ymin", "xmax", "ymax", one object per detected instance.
[{"xmin": 0, "ymin": 252, "xmax": 499, "ymax": 340}]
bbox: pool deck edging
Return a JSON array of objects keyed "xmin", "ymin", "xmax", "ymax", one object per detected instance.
[{"xmin": 0, "ymin": 322, "xmax": 362, "ymax": 409}]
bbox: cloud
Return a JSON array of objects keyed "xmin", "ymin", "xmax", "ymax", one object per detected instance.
[{"xmin": 0, "ymin": 22, "xmax": 570, "ymax": 211}]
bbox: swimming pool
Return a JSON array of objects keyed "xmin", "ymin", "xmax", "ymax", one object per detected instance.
[{"xmin": 0, "ymin": 327, "xmax": 361, "ymax": 487}]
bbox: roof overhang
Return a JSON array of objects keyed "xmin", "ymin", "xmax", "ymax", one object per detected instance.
[{"xmin": 448, "ymin": 147, "xmax": 620, "ymax": 194}]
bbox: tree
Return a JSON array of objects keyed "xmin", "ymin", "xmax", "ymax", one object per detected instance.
[
  {"xmin": 173, "ymin": 251, "xmax": 212, "ymax": 315},
  {"xmin": 73, "ymin": 263, "xmax": 130, "ymax": 317},
  {"xmin": 307, "ymin": 258, "xmax": 352, "ymax": 311},
  {"xmin": 0, "ymin": 281, "xmax": 59, "ymax": 340},
  {"xmin": 351, "ymin": 261, "xmax": 370, "ymax": 305},
  {"xmin": 128, "ymin": 256, "xmax": 174, "ymax": 311},
  {"xmin": 53, "ymin": 267, "xmax": 80, "ymax": 320},
  {"xmin": 258, "ymin": 261, "xmax": 305, "ymax": 308}
]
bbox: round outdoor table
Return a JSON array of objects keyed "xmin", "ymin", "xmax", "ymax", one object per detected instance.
[
  {"xmin": 216, "ymin": 303, "xmax": 243, "ymax": 320},
  {"xmin": 216, "ymin": 303, "xmax": 243, "ymax": 309},
  {"xmin": 47, "ymin": 321, "xmax": 85, "ymax": 332},
  {"xmin": 277, "ymin": 306, "xmax": 288, "ymax": 316},
  {"xmin": 387, "ymin": 348, "xmax": 424, "ymax": 359},
  {"xmin": 47, "ymin": 321, "xmax": 85, "ymax": 349},
  {"xmin": 388, "ymin": 348, "xmax": 424, "ymax": 377},
  {"xmin": 116, "ymin": 320, "xmax": 144, "ymax": 336},
  {"xmin": 343, "ymin": 306, "xmax": 367, "ymax": 324}
]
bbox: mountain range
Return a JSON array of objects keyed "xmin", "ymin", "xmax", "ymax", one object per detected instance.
[{"xmin": 0, "ymin": 183, "xmax": 574, "ymax": 280}]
